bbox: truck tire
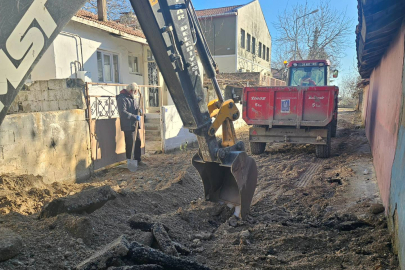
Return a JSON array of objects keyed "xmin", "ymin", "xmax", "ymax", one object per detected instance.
[
  {"xmin": 250, "ymin": 142, "xmax": 266, "ymax": 155},
  {"xmin": 316, "ymin": 126, "xmax": 331, "ymax": 158},
  {"xmin": 331, "ymin": 118, "xmax": 337, "ymax": 137}
]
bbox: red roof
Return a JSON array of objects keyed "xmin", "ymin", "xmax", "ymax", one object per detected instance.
[
  {"xmin": 196, "ymin": 5, "xmax": 243, "ymax": 17},
  {"xmin": 75, "ymin": 10, "xmax": 145, "ymax": 39}
]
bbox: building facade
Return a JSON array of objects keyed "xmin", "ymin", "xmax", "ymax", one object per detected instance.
[
  {"xmin": 197, "ymin": 0, "xmax": 271, "ymax": 74},
  {"xmin": 357, "ymin": 1, "xmax": 405, "ymax": 268}
]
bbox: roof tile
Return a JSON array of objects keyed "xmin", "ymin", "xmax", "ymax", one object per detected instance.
[
  {"xmin": 196, "ymin": 5, "xmax": 243, "ymax": 17},
  {"xmin": 75, "ymin": 10, "xmax": 145, "ymax": 39}
]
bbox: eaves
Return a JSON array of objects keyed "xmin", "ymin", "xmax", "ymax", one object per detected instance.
[
  {"xmin": 71, "ymin": 16, "xmax": 148, "ymax": 45},
  {"xmin": 198, "ymin": 12, "xmax": 237, "ymax": 19}
]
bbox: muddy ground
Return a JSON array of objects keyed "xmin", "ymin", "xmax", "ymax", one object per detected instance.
[{"xmin": 0, "ymin": 110, "xmax": 399, "ymax": 270}]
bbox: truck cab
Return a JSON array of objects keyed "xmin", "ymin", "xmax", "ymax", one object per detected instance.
[
  {"xmin": 243, "ymin": 60, "xmax": 339, "ymax": 158},
  {"xmin": 288, "ymin": 60, "xmax": 334, "ymax": 87}
]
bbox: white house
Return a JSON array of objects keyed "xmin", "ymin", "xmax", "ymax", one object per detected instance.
[{"xmin": 30, "ymin": 10, "xmax": 195, "ymax": 156}]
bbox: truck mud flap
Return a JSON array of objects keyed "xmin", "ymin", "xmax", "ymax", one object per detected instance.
[{"xmin": 192, "ymin": 152, "xmax": 257, "ymax": 220}]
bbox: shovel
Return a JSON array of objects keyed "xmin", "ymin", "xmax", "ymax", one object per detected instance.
[{"xmin": 128, "ymin": 122, "xmax": 139, "ymax": 172}]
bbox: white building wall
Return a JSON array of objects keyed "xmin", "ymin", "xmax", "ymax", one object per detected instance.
[
  {"xmin": 237, "ymin": 0, "xmax": 272, "ymax": 74},
  {"xmin": 31, "ymin": 20, "xmax": 146, "ymax": 96},
  {"xmin": 161, "ymin": 105, "xmax": 197, "ymax": 151},
  {"xmin": 30, "ymin": 43, "xmax": 57, "ymax": 81},
  {"xmin": 161, "ymin": 104, "xmax": 246, "ymax": 152},
  {"xmin": 215, "ymin": 55, "xmax": 238, "ymax": 73}
]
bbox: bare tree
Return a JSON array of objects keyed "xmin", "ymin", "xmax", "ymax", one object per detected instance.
[
  {"xmin": 83, "ymin": 0, "xmax": 132, "ymax": 21},
  {"xmin": 273, "ymin": 0, "xmax": 352, "ymax": 68},
  {"xmin": 339, "ymin": 72, "xmax": 363, "ymax": 109}
]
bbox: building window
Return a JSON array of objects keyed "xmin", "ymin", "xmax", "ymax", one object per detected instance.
[
  {"xmin": 267, "ymin": 48, "xmax": 270, "ymax": 62},
  {"xmin": 262, "ymin": 44, "xmax": 266, "ymax": 60},
  {"xmin": 241, "ymin": 29, "xmax": 245, "ymax": 48},
  {"xmin": 128, "ymin": 55, "xmax": 139, "ymax": 74},
  {"xmin": 147, "ymin": 49, "xmax": 155, "ymax": 61},
  {"xmin": 247, "ymin": 34, "xmax": 251, "ymax": 52},
  {"xmin": 252, "ymin": 37, "xmax": 256, "ymax": 55},
  {"xmin": 258, "ymin": 42, "xmax": 262, "ymax": 57},
  {"xmin": 97, "ymin": 50, "xmax": 120, "ymax": 83}
]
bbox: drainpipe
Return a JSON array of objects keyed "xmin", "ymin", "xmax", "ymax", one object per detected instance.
[
  {"xmin": 235, "ymin": 14, "xmax": 238, "ymax": 72},
  {"xmin": 60, "ymin": 32, "xmax": 84, "ymax": 71}
]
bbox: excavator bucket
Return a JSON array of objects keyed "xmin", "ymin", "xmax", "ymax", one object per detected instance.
[{"xmin": 192, "ymin": 152, "xmax": 258, "ymax": 220}]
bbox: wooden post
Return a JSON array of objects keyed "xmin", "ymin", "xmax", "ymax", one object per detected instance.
[{"xmin": 97, "ymin": 0, "xmax": 107, "ymax": 21}]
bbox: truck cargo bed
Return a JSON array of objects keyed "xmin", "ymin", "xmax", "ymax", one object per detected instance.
[{"xmin": 243, "ymin": 86, "xmax": 338, "ymax": 128}]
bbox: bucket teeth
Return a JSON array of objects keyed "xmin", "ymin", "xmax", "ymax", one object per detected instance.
[{"xmin": 192, "ymin": 151, "xmax": 258, "ymax": 220}]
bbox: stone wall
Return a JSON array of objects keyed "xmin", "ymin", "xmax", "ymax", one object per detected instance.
[
  {"xmin": 8, "ymin": 79, "xmax": 86, "ymax": 114},
  {"xmin": 0, "ymin": 79, "xmax": 92, "ymax": 183}
]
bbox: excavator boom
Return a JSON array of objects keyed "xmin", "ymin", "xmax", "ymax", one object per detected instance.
[
  {"xmin": 0, "ymin": 0, "xmax": 258, "ymax": 219},
  {"xmin": 130, "ymin": 0, "xmax": 258, "ymax": 219}
]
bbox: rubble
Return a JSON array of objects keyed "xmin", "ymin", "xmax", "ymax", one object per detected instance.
[
  {"xmin": 108, "ymin": 266, "xmax": 163, "ymax": 270},
  {"xmin": 128, "ymin": 214, "xmax": 169, "ymax": 232},
  {"xmin": 138, "ymin": 232, "xmax": 154, "ymax": 247},
  {"xmin": 151, "ymin": 223, "xmax": 179, "ymax": 257},
  {"xmin": 40, "ymin": 186, "xmax": 117, "ymax": 218},
  {"xmin": 75, "ymin": 235, "xmax": 130, "ymax": 270},
  {"xmin": 370, "ymin": 204, "xmax": 385, "ymax": 215},
  {"xmin": 173, "ymin": 242, "xmax": 191, "ymax": 255},
  {"xmin": 0, "ymin": 228, "xmax": 23, "ymax": 262},
  {"xmin": 127, "ymin": 241, "xmax": 210, "ymax": 270},
  {"xmin": 64, "ymin": 216, "xmax": 94, "ymax": 244},
  {"xmin": 193, "ymin": 232, "xmax": 212, "ymax": 241}
]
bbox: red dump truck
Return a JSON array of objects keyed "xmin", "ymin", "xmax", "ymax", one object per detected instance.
[{"xmin": 243, "ymin": 60, "xmax": 339, "ymax": 158}]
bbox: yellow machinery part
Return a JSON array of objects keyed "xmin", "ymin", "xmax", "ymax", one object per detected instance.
[{"xmin": 207, "ymin": 99, "xmax": 240, "ymax": 147}]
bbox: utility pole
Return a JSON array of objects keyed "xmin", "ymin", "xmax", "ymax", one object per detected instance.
[{"xmin": 294, "ymin": 9, "xmax": 319, "ymax": 60}]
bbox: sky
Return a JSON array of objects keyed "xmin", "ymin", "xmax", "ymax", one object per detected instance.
[{"xmin": 192, "ymin": 0, "xmax": 359, "ymax": 88}]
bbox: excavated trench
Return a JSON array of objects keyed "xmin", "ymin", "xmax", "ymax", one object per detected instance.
[{"xmin": 0, "ymin": 110, "xmax": 399, "ymax": 270}]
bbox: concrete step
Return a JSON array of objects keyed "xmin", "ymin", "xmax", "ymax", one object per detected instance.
[
  {"xmin": 146, "ymin": 141, "xmax": 162, "ymax": 152},
  {"xmin": 146, "ymin": 130, "xmax": 161, "ymax": 136},
  {"xmin": 145, "ymin": 113, "xmax": 160, "ymax": 119},
  {"xmin": 144, "ymin": 123, "xmax": 160, "ymax": 131},
  {"xmin": 145, "ymin": 117, "xmax": 160, "ymax": 125}
]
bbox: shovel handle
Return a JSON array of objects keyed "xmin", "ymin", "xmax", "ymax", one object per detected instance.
[{"xmin": 130, "ymin": 119, "xmax": 140, "ymax": 160}]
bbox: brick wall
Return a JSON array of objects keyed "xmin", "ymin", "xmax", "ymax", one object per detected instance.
[{"xmin": 0, "ymin": 79, "xmax": 92, "ymax": 183}]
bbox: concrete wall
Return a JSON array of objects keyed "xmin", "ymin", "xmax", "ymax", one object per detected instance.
[
  {"xmin": 214, "ymin": 55, "xmax": 238, "ymax": 73},
  {"xmin": 161, "ymin": 104, "xmax": 247, "ymax": 152},
  {"xmin": 364, "ymin": 25, "xmax": 405, "ymax": 209},
  {"xmin": 161, "ymin": 105, "xmax": 197, "ymax": 152},
  {"xmin": 199, "ymin": 16, "xmax": 237, "ymax": 56},
  {"xmin": 388, "ymin": 25, "xmax": 405, "ymax": 268},
  {"xmin": 237, "ymin": 0, "xmax": 271, "ymax": 73},
  {"xmin": 361, "ymin": 84, "xmax": 370, "ymax": 124},
  {"xmin": 0, "ymin": 79, "xmax": 92, "ymax": 183},
  {"xmin": 363, "ymin": 24, "xmax": 405, "ymax": 267}
]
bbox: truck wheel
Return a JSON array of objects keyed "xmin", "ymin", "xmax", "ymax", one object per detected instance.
[
  {"xmin": 331, "ymin": 119, "xmax": 337, "ymax": 137},
  {"xmin": 250, "ymin": 142, "xmax": 266, "ymax": 155},
  {"xmin": 316, "ymin": 126, "xmax": 331, "ymax": 158}
]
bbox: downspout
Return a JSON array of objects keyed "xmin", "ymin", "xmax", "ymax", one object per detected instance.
[
  {"xmin": 235, "ymin": 13, "xmax": 238, "ymax": 72},
  {"xmin": 60, "ymin": 31, "xmax": 84, "ymax": 71}
]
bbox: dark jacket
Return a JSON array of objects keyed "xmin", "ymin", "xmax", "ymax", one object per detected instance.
[{"xmin": 116, "ymin": 89, "xmax": 141, "ymax": 131}]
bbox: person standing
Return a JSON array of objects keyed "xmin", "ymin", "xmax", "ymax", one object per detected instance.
[{"xmin": 117, "ymin": 83, "xmax": 143, "ymax": 165}]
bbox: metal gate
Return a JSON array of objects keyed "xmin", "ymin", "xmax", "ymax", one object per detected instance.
[{"xmin": 85, "ymin": 82, "xmax": 146, "ymax": 170}]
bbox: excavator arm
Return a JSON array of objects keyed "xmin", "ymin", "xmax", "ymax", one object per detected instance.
[
  {"xmin": 0, "ymin": 0, "xmax": 257, "ymax": 219},
  {"xmin": 130, "ymin": 0, "xmax": 257, "ymax": 219}
]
